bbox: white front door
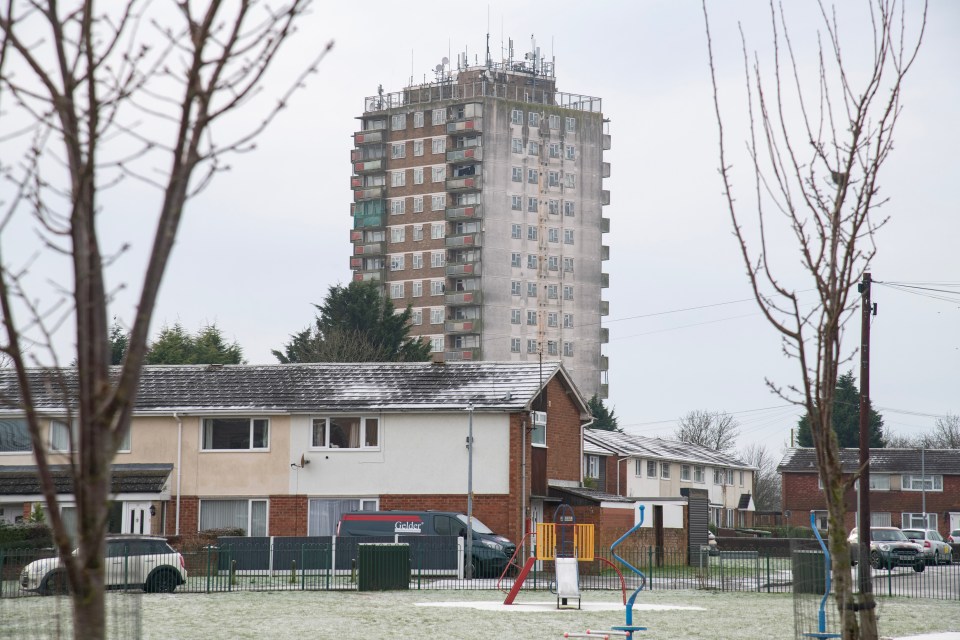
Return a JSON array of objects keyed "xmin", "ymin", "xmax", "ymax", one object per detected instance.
[
  {"xmin": 123, "ymin": 502, "xmax": 151, "ymax": 535},
  {"xmin": 530, "ymin": 499, "xmax": 544, "ymax": 570},
  {"xmin": 949, "ymin": 512, "xmax": 960, "ymax": 532}
]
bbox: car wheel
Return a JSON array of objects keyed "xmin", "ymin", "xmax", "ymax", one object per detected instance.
[
  {"xmin": 913, "ymin": 561, "xmax": 925, "ymax": 573},
  {"xmin": 146, "ymin": 569, "xmax": 179, "ymax": 594},
  {"xmin": 869, "ymin": 551, "xmax": 883, "ymax": 570},
  {"xmin": 40, "ymin": 570, "xmax": 69, "ymax": 596}
]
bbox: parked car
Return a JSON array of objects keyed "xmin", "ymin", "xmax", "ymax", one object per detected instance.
[
  {"xmin": 338, "ymin": 510, "xmax": 516, "ymax": 577},
  {"xmin": 847, "ymin": 527, "xmax": 924, "ymax": 572},
  {"xmin": 20, "ymin": 535, "xmax": 187, "ymax": 595},
  {"xmin": 948, "ymin": 530, "xmax": 960, "ymax": 546},
  {"xmin": 901, "ymin": 529, "xmax": 952, "ymax": 564}
]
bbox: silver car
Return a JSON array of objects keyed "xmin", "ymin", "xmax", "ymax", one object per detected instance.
[
  {"xmin": 901, "ymin": 529, "xmax": 952, "ymax": 565},
  {"xmin": 20, "ymin": 535, "xmax": 187, "ymax": 595}
]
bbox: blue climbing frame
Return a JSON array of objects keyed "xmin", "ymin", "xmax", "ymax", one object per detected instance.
[{"xmin": 609, "ymin": 504, "xmax": 648, "ymax": 638}]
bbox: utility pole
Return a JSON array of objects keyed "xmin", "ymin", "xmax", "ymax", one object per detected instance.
[
  {"xmin": 466, "ymin": 404, "xmax": 474, "ymax": 580},
  {"xmin": 858, "ymin": 272, "xmax": 875, "ymax": 596}
]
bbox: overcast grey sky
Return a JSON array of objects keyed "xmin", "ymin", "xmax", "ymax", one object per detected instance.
[{"xmin": 3, "ymin": 1, "xmax": 957, "ymax": 456}]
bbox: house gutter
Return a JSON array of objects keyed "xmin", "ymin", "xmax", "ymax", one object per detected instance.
[
  {"xmin": 174, "ymin": 412, "xmax": 183, "ymax": 536},
  {"xmin": 520, "ymin": 419, "xmax": 527, "ymax": 558}
]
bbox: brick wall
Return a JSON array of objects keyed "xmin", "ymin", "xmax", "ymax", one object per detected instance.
[
  {"xmin": 544, "ymin": 377, "xmax": 583, "ymax": 483},
  {"xmin": 269, "ymin": 495, "xmax": 309, "ymax": 536}
]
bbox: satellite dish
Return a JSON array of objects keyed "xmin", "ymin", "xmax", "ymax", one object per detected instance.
[{"xmin": 442, "ymin": 56, "xmax": 449, "ymax": 65}]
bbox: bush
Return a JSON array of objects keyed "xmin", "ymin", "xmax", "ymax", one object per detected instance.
[{"xmin": 0, "ymin": 522, "xmax": 53, "ymax": 550}]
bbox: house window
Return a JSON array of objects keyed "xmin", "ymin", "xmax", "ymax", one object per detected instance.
[
  {"xmin": 432, "ymin": 108, "xmax": 446, "ymax": 125},
  {"xmin": 430, "ymin": 280, "xmax": 445, "ymax": 296},
  {"xmin": 563, "ymin": 342, "xmax": 573, "ymax": 357},
  {"xmin": 549, "ymin": 143, "xmax": 560, "ymax": 158},
  {"xmin": 564, "ymin": 201, "xmax": 575, "ymax": 217},
  {"xmin": 739, "ymin": 471, "xmax": 744, "ymax": 486},
  {"xmin": 511, "ymin": 309, "xmax": 521, "ymax": 324},
  {"xmin": 681, "ymin": 464, "xmax": 691, "ymax": 481},
  {"xmin": 563, "ymin": 314, "xmax": 574, "ymax": 329},
  {"xmin": 870, "ymin": 512, "xmax": 892, "ymax": 527},
  {"xmin": 432, "ymin": 137, "xmax": 446, "ymax": 154},
  {"xmin": 564, "ymin": 229, "xmax": 575, "ymax": 245},
  {"xmin": 390, "ymin": 226, "xmax": 405, "ymax": 243},
  {"xmin": 694, "ymin": 465, "xmax": 705, "ymax": 483},
  {"xmin": 201, "ymin": 418, "xmax": 269, "ymax": 451},
  {"xmin": 390, "ymin": 199, "xmax": 405, "ymax": 215},
  {"xmin": 413, "ymin": 140, "xmax": 424, "ymax": 156},
  {"xmin": 661, "ymin": 463, "xmax": 671, "ymax": 479},
  {"xmin": 431, "ymin": 223, "xmax": 444, "ymax": 239},
  {"xmin": 512, "ymin": 167, "xmax": 522, "ymax": 182},
  {"xmin": 312, "ymin": 417, "xmax": 379, "ymax": 449},
  {"xmin": 548, "ymin": 171, "xmax": 560, "ymax": 187},
  {"xmin": 389, "ymin": 254, "xmax": 404, "ymax": 271},
  {"xmin": 526, "ymin": 255, "xmax": 537, "ymax": 269},
  {"xmin": 565, "ymin": 145, "xmax": 575, "ymax": 160},
  {"xmin": 869, "ymin": 474, "xmax": 890, "ymax": 490},
  {"xmin": 562, "ymin": 285, "xmax": 574, "ymax": 301},
  {"xmin": 431, "ymin": 194, "xmax": 445, "ymax": 211},
  {"xmin": 413, "ymin": 111, "xmax": 424, "ymax": 128},
  {"xmin": 902, "ymin": 474, "xmax": 942, "ymax": 491},
  {"xmin": 308, "ymin": 498, "xmax": 377, "ymax": 537},
  {"xmin": 510, "ymin": 338, "xmax": 521, "ymax": 353},
  {"xmin": 547, "ymin": 312, "xmax": 558, "ymax": 328},
  {"xmin": 549, "ymin": 114, "xmax": 560, "ymax": 129},
  {"xmin": 511, "ymin": 280, "xmax": 521, "ymax": 296},
  {"xmin": 527, "ymin": 197, "xmax": 538, "ymax": 213},
  {"xmin": 713, "ymin": 468, "xmax": 723, "ymax": 485},
  {"xmin": 528, "ymin": 168, "xmax": 538, "ymax": 184},
  {"xmin": 511, "ymin": 109, "xmax": 523, "ymax": 125},
  {"xmin": 511, "ymin": 224, "xmax": 522, "ymax": 239},
  {"xmin": 564, "ymin": 174, "xmax": 576, "ymax": 189},
  {"xmin": 412, "ymin": 196, "xmax": 423, "ymax": 213},
  {"xmin": 511, "ymin": 252, "xmax": 521, "ymax": 268},
  {"xmin": 411, "ymin": 309, "xmax": 422, "ymax": 325},
  {"xmin": 585, "ymin": 455, "xmax": 600, "ymax": 480},
  {"xmin": 413, "ymin": 225, "xmax": 424, "ymax": 241},
  {"xmin": 391, "ymin": 142, "xmax": 406, "ymax": 159},
  {"xmin": 430, "ymin": 336, "xmax": 444, "ymax": 352},
  {"xmin": 548, "ymin": 228, "xmax": 559, "ymax": 243},
  {"xmin": 432, "ymin": 166, "xmax": 446, "ymax": 183},
  {"xmin": 548, "ymin": 256, "xmax": 559, "ymax": 272},
  {"xmin": 546, "ymin": 341, "xmax": 558, "ymax": 356},
  {"xmin": 563, "ymin": 257, "xmax": 574, "ymax": 273},
  {"xmin": 526, "ymin": 311, "xmax": 538, "ymax": 326},
  {"xmin": 511, "ymin": 195, "xmax": 522, "ymax": 211},
  {"xmin": 635, "ymin": 460, "xmax": 643, "ymax": 476},
  {"xmin": 431, "ymin": 252, "xmax": 445, "ymax": 268},
  {"xmin": 0, "ymin": 419, "xmax": 31, "ymax": 452},
  {"xmin": 546, "ymin": 285, "xmax": 558, "ymax": 299},
  {"xmin": 527, "ymin": 226, "xmax": 537, "ymax": 241},
  {"xmin": 527, "ymin": 282, "xmax": 537, "ymax": 298},
  {"xmin": 527, "ymin": 339, "xmax": 538, "ymax": 354},
  {"xmin": 902, "ymin": 513, "xmax": 937, "ymax": 530},
  {"xmin": 512, "ymin": 138, "xmax": 523, "ymax": 154},
  {"xmin": 391, "ymin": 170, "xmax": 405, "ymax": 187},
  {"xmin": 430, "ymin": 308, "xmax": 443, "ymax": 324},
  {"xmin": 413, "ymin": 168, "xmax": 424, "ymax": 185},
  {"xmin": 726, "ymin": 469, "xmax": 735, "ymax": 485},
  {"xmin": 548, "ymin": 200, "xmax": 560, "ymax": 215},
  {"xmin": 51, "ymin": 419, "xmax": 130, "ymax": 453},
  {"xmin": 389, "ymin": 282, "xmax": 404, "ymax": 299},
  {"xmin": 531, "ymin": 412, "xmax": 546, "ymax": 446},
  {"xmin": 528, "ymin": 141, "xmax": 539, "ymax": 156},
  {"xmin": 646, "ymin": 460, "xmax": 656, "ymax": 478},
  {"xmin": 200, "ymin": 499, "xmax": 267, "ymax": 536},
  {"xmin": 565, "ymin": 116, "xmax": 576, "ymax": 132},
  {"xmin": 528, "ymin": 112, "xmax": 540, "ymax": 127},
  {"xmin": 391, "ymin": 113, "xmax": 406, "ymax": 130}
]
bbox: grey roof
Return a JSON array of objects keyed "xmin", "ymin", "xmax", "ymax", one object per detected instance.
[
  {"xmin": 0, "ymin": 464, "xmax": 172, "ymax": 495},
  {"xmin": 584, "ymin": 429, "xmax": 754, "ymax": 470},
  {"xmin": 778, "ymin": 447, "xmax": 960, "ymax": 474},
  {"xmin": 0, "ymin": 362, "xmax": 585, "ymax": 415},
  {"xmin": 549, "ymin": 485, "xmax": 637, "ymax": 504}
]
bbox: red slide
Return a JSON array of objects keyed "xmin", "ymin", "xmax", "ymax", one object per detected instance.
[{"xmin": 503, "ymin": 557, "xmax": 537, "ymax": 605}]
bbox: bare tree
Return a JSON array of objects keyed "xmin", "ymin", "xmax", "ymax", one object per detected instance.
[
  {"xmin": 740, "ymin": 442, "xmax": 781, "ymax": 512},
  {"xmin": 0, "ymin": 3, "xmax": 330, "ymax": 638},
  {"xmin": 702, "ymin": 1, "xmax": 926, "ymax": 638},
  {"xmin": 888, "ymin": 413, "xmax": 960, "ymax": 449},
  {"xmin": 675, "ymin": 409, "xmax": 740, "ymax": 453}
]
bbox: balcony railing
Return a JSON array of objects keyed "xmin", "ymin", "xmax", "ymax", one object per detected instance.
[
  {"xmin": 600, "ymin": 356, "xmax": 609, "ymax": 371},
  {"xmin": 601, "ymin": 272, "xmax": 609, "ymax": 288},
  {"xmin": 444, "ymin": 347, "xmax": 481, "ymax": 361},
  {"xmin": 351, "ymin": 146, "xmax": 385, "ymax": 163},
  {"xmin": 446, "ymin": 147, "xmax": 483, "ymax": 164},
  {"xmin": 445, "ymin": 290, "xmax": 483, "ymax": 306},
  {"xmin": 446, "ymin": 262, "xmax": 481, "ymax": 277},
  {"xmin": 602, "ymin": 133, "xmax": 612, "ymax": 150},
  {"xmin": 601, "ymin": 190, "xmax": 610, "ymax": 206},
  {"xmin": 599, "ymin": 383, "xmax": 609, "ymax": 399},
  {"xmin": 446, "ymin": 118, "xmax": 482, "ymax": 135},
  {"xmin": 600, "ymin": 300, "xmax": 609, "ymax": 316},
  {"xmin": 352, "ymin": 268, "xmax": 385, "ymax": 283},
  {"xmin": 601, "ymin": 245, "xmax": 610, "ymax": 261},
  {"xmin": 444, "ymin": 319, "xmax": 482, "ymax": 334},
  {"xmin": 354, "ymin": 241, "xmax": 385, "ymax": 256},
  {"xmin": 363, "ymin": 81, "xmax": 602, "ymax": 114},
  {"xmin": 353, "ymin": 159, "xmax": 384, "ymax": 174},
  {"xmin": 445, "ymin": 204, "xmax": 482, "ymax": 221},
  {"xmin": 353, "ymin": 210, "xmax": 385, "ymax": 229},
  {"xmin": 445, "ymin": 176, "xmax": 482, "ymax": 192},
  {"xmin": 601, "ymin": 217, "xmax": 610, "ymax": 233},
  {"xmin": 444, "ymin": 232, "xmax": 481, "ymax": 248},
  {"xmin": 602, "ymin": 161, "xmax": 611, "ymax": 178},
  {"xmin": 600, "ymin": 328, "xmax": 609, "ymax": 343},
  {"xmin": 354, "ymin": 130, "xmax": 384, "ymax": 145},
  {"xmin": 354, "ymin": 186, "xmax": 385, "ymax": 201}
]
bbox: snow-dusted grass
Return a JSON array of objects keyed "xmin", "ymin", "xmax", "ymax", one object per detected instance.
[{"xmin": 4, "ymin": 589, "xmax": 959, "ymax": 639}]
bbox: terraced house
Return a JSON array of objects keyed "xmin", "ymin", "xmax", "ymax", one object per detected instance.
[{"xmin": 0, "ymin": 361, "xmax": 590, "ymax": 546}]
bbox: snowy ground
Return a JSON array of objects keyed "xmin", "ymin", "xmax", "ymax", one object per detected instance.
[{"xmin": 2, "ymin": 589, "xmax": 958, "ymax": 639}]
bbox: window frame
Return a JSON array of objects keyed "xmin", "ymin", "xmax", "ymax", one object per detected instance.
[
  {"xmin": 311, "ymin": 416, "xmax": 380, "ymax": 450},
  {"xmin": 199, "ymin": 498, "xmax": 268, "ymax": 537},
  {"xmin": 0, "ymin": 418, "xmax": 32, "ymax": 453},
  {"xmin": 646, "ymin": 460, "xmax": 656, "ymax": 478},
  {"xmin": 201, "ymin": 418, "xmax": 270, "ymax": 452}
]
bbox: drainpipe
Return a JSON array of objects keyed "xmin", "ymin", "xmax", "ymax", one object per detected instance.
[{"xmin": 174, "ymin": 412, "xmax": 183, "ymax": 536}]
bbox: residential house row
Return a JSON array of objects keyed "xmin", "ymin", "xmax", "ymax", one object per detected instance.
[
  {"xmin": 779, "ymin": 447, "xmax": 960, "ymax": 537},
  {"xmin": 0, "ymin": 362, "xmax": 589, "ymax": 546}
]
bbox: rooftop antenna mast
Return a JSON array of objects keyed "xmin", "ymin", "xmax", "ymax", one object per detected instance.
[{"xmin": 486, "ymin": 7, "xmax": 492, "ymax": 68}]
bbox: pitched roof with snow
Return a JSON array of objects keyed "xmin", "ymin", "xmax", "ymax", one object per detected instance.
[
  {"xmin": 584, "ymin": 428, "xmax": 755, "ymax": 469},
  {"xmin": 0, "ymin": 362, "xmax": 584, "ymax": 415},
  {"xmin": 777, "ymin": 447, "xmax": 960, "ymax": 475}
]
